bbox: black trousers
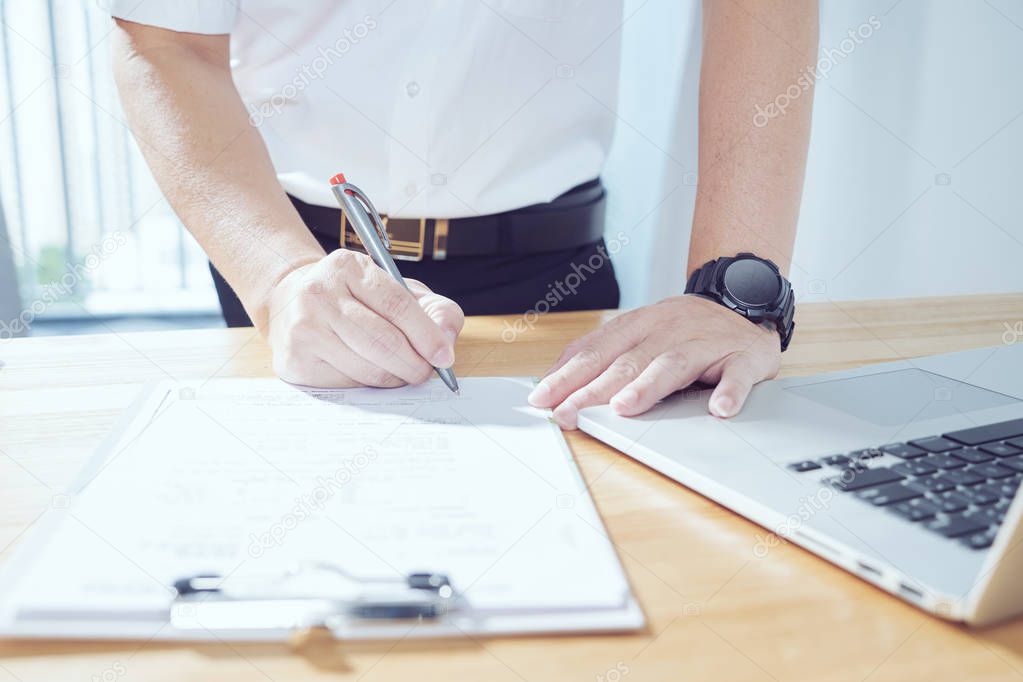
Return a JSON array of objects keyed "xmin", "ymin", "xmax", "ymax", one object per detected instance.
[{"xmin": 210, "ymin": 198, "xmax": 621, "ymax": 327}]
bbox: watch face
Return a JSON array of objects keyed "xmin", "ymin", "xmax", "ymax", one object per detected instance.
[{"xmin": 722, "ymin": 257, "xmax": 781, "ymax": 307}]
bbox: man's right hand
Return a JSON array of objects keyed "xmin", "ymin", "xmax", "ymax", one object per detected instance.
[
  {"xmin": 111, "ymin": 22, "xmax": 465, "ymax": 389},
  {"xmin": 264, "ymin": 250, "xmax": 464, "ymax": 388}
]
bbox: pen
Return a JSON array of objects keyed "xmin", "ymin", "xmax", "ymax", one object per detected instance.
[{"xmin": 329, "ymin": 172, "xmax": 459, "ymax": 394}]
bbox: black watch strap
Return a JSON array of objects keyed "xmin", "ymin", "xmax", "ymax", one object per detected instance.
[{"xmin": 685, "ymin": 253, "xmax": 796, "ymax": 351}]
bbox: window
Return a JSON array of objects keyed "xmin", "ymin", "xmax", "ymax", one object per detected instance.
[{"xmin": 0, "ymin": 0, "xmax": 217, "ymax": 324}]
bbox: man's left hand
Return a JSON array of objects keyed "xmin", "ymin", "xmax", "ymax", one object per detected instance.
[{"xmin": 527, "ymin": 295, "xmax": 782, "ymax": 429}]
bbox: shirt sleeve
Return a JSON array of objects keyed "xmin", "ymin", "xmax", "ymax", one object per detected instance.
[{"xmin": 97, "ymin": 0, "xmax": 238, "ymax": 35}]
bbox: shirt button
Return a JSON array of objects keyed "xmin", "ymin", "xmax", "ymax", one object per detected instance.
[
  {"xmin": 405, "ymin": 182, "xmax": 419, "ymax": 197},
  {"xmin": 405, "ymin": 81, "xmax": 420, "ymax": 98}
]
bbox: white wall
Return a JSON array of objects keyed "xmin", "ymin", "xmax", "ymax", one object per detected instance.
[{"xmin": 606, "ymin": 0, "xmax": 1023, "ymax": 308}]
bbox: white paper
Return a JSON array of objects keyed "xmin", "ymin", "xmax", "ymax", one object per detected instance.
[{"xmin": 3, "ymin": 378, "xmax": 635, "ymax": 633}]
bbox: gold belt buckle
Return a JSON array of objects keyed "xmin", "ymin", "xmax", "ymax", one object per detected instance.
[{"xmin": 341, "ymin": 214, "xmax": 449, "ymax": 261}]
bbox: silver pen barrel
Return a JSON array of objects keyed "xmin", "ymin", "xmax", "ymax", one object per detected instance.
[
  {"xmin": 330, "ymin": 180, "xmax": 460, "ymax": 394},
  {"xmin": 332, "ymin": 185, "xmax": 403, "ymax": 282}
]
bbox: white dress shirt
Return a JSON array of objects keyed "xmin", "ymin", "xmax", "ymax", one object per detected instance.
[{"xmin": 101, "ymin": 1, "xmax": 625, "ymax": 219}]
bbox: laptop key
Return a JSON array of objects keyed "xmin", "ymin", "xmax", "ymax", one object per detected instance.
[
  {"xmin": 889, "ymin": 498, "xmax": 940, "ymax": 522},
  {"xmin": 1008, "ymin": 437, "xmax": 1023, "ymax": 450},
  {"xmin": 944, "ymin": 418, "xmax": 1023, "ymax": 446},
  {"xmin": 924, "ymin": 513, "xmax": 988, "ymax": 538},
  {"xmin": 820, "ymin": 454, "xmax": 851, "ymax": 467},
  {"xmin": 909, "ymin": 476, "xmax": 956, "ymax": 494},
  {"xmin": 932, "ymin": 492, "xmax": 971, "ymax": 513},
  {"xmin": 880, "ymin": 443, "xmax": 927, "ymax": 459},
  {"xmin": 923, "ymin": 454, "xmax": 967, "ymax": 470},
  {"xmin": 950, "ymin": 448, "xmax": 994, "ymax": 464},
  {"xmin": 998, "ymin": 457, "xmax": 1023, "ymax": 474},
  {"xmin": 971, "ymin": 463, "xmax": 1015, "ymax": 480},
  {"xmin": 909, "ymin": 436, "xmax": 962, "ymax": 453},
  {"xmin": 788, "ymin": 460, "xmax": 821, "ymax": 472},
  {"xmin": 892, "ymin": 460, "xmax": 938, "ymax": 477},
  {"xmin": 939, "ymin": 469, "xmax": 986, "ymax": 487},
  {"xmin": 972, "ymin": 506, "xmax": 1005, "ymax": 524},
  {"xmin": 857, "ymin": 483, "xmax": 922, "ymax": 506},
  {"xmin": 979, "ymin": 442, "xmax": 1023, "ymax": 458},
  {"xmin": 960, "ymin": 530, "xmax": 996, "ymax": 550},
  {"xmin": 992, "ymin": 479, "xmax": 1021, "ymax": 497},
  {"xmin": 958, "ymin": 486, "xmax": 1000, "ymax": 506},
  {"xmin": 830, "ymin": 467, "xmax": 904, "ymax": 492}
]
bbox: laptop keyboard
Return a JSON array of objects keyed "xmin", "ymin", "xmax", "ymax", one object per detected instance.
[{"xmin": 786, "ymin": 417, "xmax": 1023, "ymax": 551}]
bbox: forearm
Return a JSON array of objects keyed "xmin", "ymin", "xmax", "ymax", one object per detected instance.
[
  {"xmin": 688, "ymin": 0, "xmax": 818, "ymax": 277},
  {"xmin": 111, "ymin": 21, "xmax": 324, "ymax": 330}
]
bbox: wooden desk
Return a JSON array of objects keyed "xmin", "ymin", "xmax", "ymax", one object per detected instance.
[{"xmin": 2, "ymin": 294, "xmax": 1023, "ymax": 682}]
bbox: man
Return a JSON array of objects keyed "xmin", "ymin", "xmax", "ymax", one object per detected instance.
[{"xmin": 106, "ymin": 1, "xmax": 816, "ymax": 428}]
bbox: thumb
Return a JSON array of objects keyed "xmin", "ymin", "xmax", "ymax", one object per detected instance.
[
  {"xmin": 407, "ymin": 280, "xmax": 464, "ymax": 345},
  {"xmin": 708, "ymin": 352, "xmax": 759, "ymax": 419},
  {"xmin": 424, "ymin": 294, "xmax": 464, "ymax": 345}
]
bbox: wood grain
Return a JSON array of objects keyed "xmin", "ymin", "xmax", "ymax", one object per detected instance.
[{"xmin": 2, "ymin": 293, "xmax": 1022, "ymax": 682}]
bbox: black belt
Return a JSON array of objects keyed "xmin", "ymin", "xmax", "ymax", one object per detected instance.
[{"xmin": 292, "ymin": 178, "xmax": 606, "ymax": 261}]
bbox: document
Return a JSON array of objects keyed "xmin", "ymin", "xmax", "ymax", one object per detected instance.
[{"xmin": 0, "ymin": 377, "xmax": 642, "ymax": 639}]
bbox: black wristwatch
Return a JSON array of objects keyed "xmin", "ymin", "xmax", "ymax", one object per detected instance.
[{"xmin": 685, "ymin": 252, "xmax": 795, "ymax": 351}]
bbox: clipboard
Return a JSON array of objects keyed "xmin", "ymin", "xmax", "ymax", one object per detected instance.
[{"xmin": 0, "ymin": 378, "xmax": 645, "ymax": 641}]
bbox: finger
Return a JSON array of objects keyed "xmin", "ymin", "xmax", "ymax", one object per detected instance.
[
  {"xmin": 410, "ymin": 281, "xmax": 464, "ymax": 345},
  {"xmin": 528, "ymin": 326, "xmax": 638, "ymax": 408},
  {"xmin": 276, "ymin": 324, "xmax": 407, "ymax": 388},
  {"xmin": 279, "ymin": 360, "xmax": 361, "ymax": 388},
  {"xmin": 707, "ymin": 352, "xmax": 759, "ymax": 418},
  {"xmin": 343, "ymin": 257, "xmax": 455, "ymax": 368},
  {"xmin": 328, "ymin": 299, "xmax": 435, "ymax": 385},
  {"xmin": 541, "ymin": 313, "xmax": 636, "ymax": 380},
  {"xmin": 275, "ymin": 352, "xmax": 360, "ymax": 388},
  {"xmin": 308, "ymin": 328, "xmax": 407, "ymax": 388},
  {"xmin": 545, "ymin": 332, "xmax": 598, "ymax": 376},
  {"xmin": 551, "ymin": 348, "xmax": 654, "ymax": 429},
  {"xmin": 271, "ymin": 329, "xmax": 363, "ymax": 388},
  {"xmin": 610, "ymin": 345, "xmax": 716, "ymax": 417}
]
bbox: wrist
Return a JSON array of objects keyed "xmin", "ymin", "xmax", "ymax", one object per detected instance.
[
  {"xmin": 247, "ymin": 252, "xmax": 323, "ymax": 332},
  {"xmin": 687, "ymin": 212, "xmax": 795, "ymax": 279},
  {"xmin": 685, "ymin": 252, "xmax": 795, "ymax": 351}
]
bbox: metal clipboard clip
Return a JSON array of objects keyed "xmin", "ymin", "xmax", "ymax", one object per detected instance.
[{"xmin": 169, "ymin": 561, "xmax": 464, "ymax": 635}]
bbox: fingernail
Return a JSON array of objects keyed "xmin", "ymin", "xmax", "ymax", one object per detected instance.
[
  {"xmin": 431, "ymin": 346, "xmax": 454, "ymax": 367},
  {"xmin": 710, "ymin": 396, "xmax": 735, "ymax": 418},
  {"xmin": 528, "ymin": 382, "xmax": 552, "ymax": 406},
  {"xmin": 444, "ymin": 329, "xmax": 458, "ymax": 345},
  {"xmin": 553, "ymin": 406, "xmax": 577, "ymax": 430},
  {"xmin": 611, "ymin": 388, "xmax": 637, "ymax": 412}
]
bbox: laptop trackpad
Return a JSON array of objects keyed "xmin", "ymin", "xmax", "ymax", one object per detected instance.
[{"xmin": 784, "ymin": 368, "xmax": 1020, "ymax": 427}]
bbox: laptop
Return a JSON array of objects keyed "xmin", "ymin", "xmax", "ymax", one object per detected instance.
[{"xmin": 577, "ymin": 342, "xmax": 1023, "ymax": 626}]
